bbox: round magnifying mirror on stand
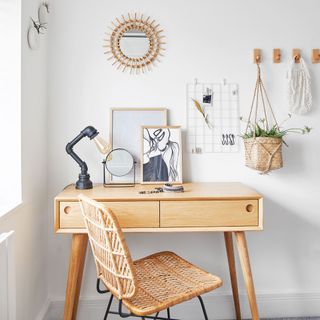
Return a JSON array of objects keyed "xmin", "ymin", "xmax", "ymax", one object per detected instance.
[{"xmin": 103, "ymin": 148, "xmax": 135, "ymax": 186}]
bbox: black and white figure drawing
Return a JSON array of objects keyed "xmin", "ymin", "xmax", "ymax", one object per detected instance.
[{"xmin": 142, "ymin": 126, "xmax": 182, "ymax": 184}]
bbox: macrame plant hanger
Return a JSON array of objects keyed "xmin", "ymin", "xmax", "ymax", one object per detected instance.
[{"xmin": 244, "ymin": 63, "xmax": 283, "ymax": 174}]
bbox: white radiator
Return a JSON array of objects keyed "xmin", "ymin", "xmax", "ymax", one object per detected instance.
[{"xmin": 0, "ymin": 231, "xmax": 16, "ymax": 320}]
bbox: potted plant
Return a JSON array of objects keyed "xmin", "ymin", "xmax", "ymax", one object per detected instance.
[
  {"xmin": 241, "ymin": 117, "xmax": 311, "ymax": 174},
  {"xmin": 242, "ymin": 64, "xmax": 311, "ymax": 174}
]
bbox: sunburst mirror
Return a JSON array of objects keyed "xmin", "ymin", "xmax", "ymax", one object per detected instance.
[{"xmin": 103, "ymin": 13, "xmax": 165, "ymax": 74}]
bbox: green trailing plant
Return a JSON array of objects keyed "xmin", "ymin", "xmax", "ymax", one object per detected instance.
[{"xmin": 240, "ymin": 116, "xmax": 312, "ymax": 146}]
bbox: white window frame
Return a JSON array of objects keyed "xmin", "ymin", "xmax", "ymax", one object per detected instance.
[{"xmin": 0, "ymin": 0, "xmax": 22, "ymax": 217}]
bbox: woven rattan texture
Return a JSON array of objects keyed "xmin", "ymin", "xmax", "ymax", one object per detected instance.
[
  {"xmin": 244, "ymin": 137, "xmax": 283, "ymax": 173},
  {"xmin": 79, "ymin": 195, "xmax": 136, "ymax": 299},
  {"xmin": 79, "ymin": 195, "xmax": 222, "ymax": 316},
  {"xmin": 124, "ymin": 251, "xmax": 222, "ymax": 316}
]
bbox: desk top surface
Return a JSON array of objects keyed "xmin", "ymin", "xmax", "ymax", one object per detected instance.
[{"xmin": 55, "ymin": 182, "xmax": 262, "ymax": 202}]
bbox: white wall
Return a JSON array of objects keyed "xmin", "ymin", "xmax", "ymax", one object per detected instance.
[
  {"xmin": 0, "ymin": 0, "xmax": 48, "ymax": 319},
  {"xmin": 47, "ymin": 0, "xmax": 320, "ymax": 318}
]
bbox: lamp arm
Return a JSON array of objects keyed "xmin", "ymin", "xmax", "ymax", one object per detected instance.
[
  {"xmin": 65, "ymin": 126, "xmax": 100, "ymax": 189},
  {"xmin": 66, "ymin": 132, "xmax": 88, "ymax": 174}
]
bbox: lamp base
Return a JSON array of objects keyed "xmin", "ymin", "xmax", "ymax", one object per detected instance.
[{"xmin": 76, "ymin": 173, "xmax": 93, "ymax": 189}]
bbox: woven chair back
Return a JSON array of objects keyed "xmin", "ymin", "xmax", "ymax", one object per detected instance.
[{"xmin": 79, "ymin": 195, "xmax": 136, "ymax": 299}]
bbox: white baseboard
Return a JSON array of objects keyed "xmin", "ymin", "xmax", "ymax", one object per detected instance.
[
  {"xmin": 42, "ymin": 292, "xmax": 320, "ymax": 320},
  {"xmin": 35, "ymin": 297, "xmax": 51, "ymax": 320}
]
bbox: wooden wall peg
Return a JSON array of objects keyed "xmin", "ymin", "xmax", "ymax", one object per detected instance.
[
  {"xmin": 292, "ymin": 49, "xmax": 301, "ymax": 63},
  {"xmin": 253, "ymin": 49, "xmax": 261, "ymax": 64},
  {"xmin": 312, "ymin": 49, "xmax": 320, "ymax": 63},
  {"xmin": 273, "ymin": 49, "xmax": 281, "ymax": 63}
]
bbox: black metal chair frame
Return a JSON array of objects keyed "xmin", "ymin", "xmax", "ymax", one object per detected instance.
[{"xmin": 97, "ymin": 279, "xmax": 209, "ymax": 320}]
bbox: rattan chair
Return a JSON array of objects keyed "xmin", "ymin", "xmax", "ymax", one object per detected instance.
[{"xmin": 79, "ymin": 194, "xmax": 222, "ymax": 320}]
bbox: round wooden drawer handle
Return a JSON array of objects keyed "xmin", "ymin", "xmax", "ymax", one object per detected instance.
[
  {"xmin": 246, "ymin": 204, "xmax": 254, "ymax": 213},
  {"xmin": 64, "ymin": 206, "xmax": 71, "ymax": 214}
]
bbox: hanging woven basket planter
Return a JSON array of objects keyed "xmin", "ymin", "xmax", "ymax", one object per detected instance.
[
  {"xmin": 244, "ymin": 137, "xmax": 283, "ymax": 172},
  {"xmin": 243, "ymin": 64, "xmax": 283, "ymax": 174}
]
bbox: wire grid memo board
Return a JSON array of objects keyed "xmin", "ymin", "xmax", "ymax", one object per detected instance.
[{"xmin": 186, "ymin": 79, "xmax": 240, "ymax": 153}]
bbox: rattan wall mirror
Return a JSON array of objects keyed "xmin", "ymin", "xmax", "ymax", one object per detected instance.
[{"xmin": 103, "ymin": 13, "xmax": 165, "ymax": 74}]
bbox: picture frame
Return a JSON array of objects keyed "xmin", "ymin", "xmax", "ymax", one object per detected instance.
[
  {"xmin": 110, "ymin": 108, "xmax": 168, "ymax": 183},
  {"xmin": 141, "ymin": 126, "xmax": 183, "ymax": 184}
]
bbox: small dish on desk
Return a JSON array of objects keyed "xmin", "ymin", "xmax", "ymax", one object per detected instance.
[{"xmin": 163, "ymin": 184, "xmax": 184, "ymax": 193}]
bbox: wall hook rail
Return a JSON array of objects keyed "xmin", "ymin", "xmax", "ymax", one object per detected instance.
[
  {"xmin": 312, "ymin": 49, "xmax": 320, "ymax": 63},
  {"xmin": 273, "ymin": 49, "xmax": 281, "ymax": 63},
  {"xmin": 253, "ymin": 49, "xmax": 261, "ymax": 64},
  {"xmin": 292, "ymin": 49, "xmax": 301, "ymax": 63},
  {"xmin": 251, "ymin": 48, "xmax": 320, "ymax": 64}
]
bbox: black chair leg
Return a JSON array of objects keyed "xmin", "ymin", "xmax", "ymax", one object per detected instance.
[
  {"xmin": 103, "ymin": 294, "xmax": 114, "ymax": 320},
  {"xmin": 97, "ymin": 278, "xmax": 109, "ymax": 294},
  {"xmin": 197, "ymin": 296, "xmax": 208, "ymax": 320},
  {"xmin": 167, "ymin": 308, "xmax": 171, "ymax": 320},
  {"xmin": 153, "ymin": 312, "xmax": 160, "ymax": 319}
]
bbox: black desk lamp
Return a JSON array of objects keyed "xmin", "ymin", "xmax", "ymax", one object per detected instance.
[{"xmin": 66, "ymin": 126, "xmax": 110, "ymax": 189}]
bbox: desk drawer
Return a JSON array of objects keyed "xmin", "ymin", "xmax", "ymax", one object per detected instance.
[
  {"xmin": 160, "ymin": 200, "xmax": 259, "ymax": 227},
  {"xmin": 60, "ymin": 201, "xmax": 159, "ymax": 229}
]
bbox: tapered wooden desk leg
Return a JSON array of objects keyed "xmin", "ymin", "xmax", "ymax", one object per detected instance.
[
  {"xmin": 224, "ymin": 232, "xmax": 241, "ymax": 320},
  {"xmin": 64, "ymin": 234, "xmax": 88, "ymax": 320},
  {"xmin": 235, "ymin": 231, "xmax": 259, "ymax": 320}
]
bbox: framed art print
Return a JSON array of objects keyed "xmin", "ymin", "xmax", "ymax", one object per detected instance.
[
  {"xmin": 110, "ymin": 108, "xmax": 168, "ymax": 182},
  {"xmin": 141, "ymin": 126, "xmax": 182, "ymax": 184}
]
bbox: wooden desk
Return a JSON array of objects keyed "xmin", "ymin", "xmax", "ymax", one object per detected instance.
[{"xmin": 55, "ymin": 182, "xmax": 263, "ymax": 320}]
